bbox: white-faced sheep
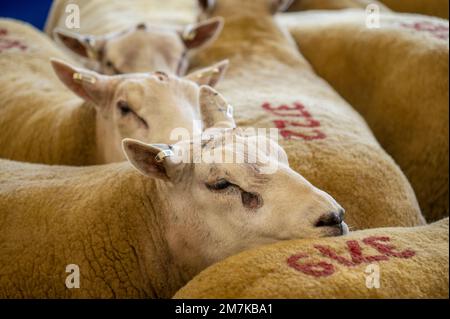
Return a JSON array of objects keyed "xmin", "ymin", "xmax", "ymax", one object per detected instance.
[
  {"xmin": 192, "ymin": 0, "xmax": 425, "ymax": 229},
  {"xmin": 46, "ymin": 0, "xmax": 223, "ymax": 75},
  {"xmin": 0, "ymin": 86, "xmax": 347, "ymax": 298}
]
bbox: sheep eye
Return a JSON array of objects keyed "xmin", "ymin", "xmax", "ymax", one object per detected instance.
[
  {"xmin": 117, "ymin": 101, "xmax": 132, "ymax": 116},
  {"xmin": 207, "ymin": 179, "xmax": 232, "ymax": 191},
  {"xmin": 241, "ymin": 191, "xmax": 263, "ymax": 210},
  {"xmin": 117, "ymin": 101, "xmax": 149, "ymax": 129},
  {"xmin": 105, "ymin": 60, "xmax": 114, "ymax": 68}
]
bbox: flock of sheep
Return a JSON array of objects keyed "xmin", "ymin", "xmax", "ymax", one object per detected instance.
[{"xmin": 0, "ymin": 0, "xmax": 448, "ymax": 298}]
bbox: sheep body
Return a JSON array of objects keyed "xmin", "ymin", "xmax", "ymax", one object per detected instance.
[
  {"xmin": 0, "ymin": 19, "xmax": 97, "ymax": 165},
  {"xmin": 380, "ymin": 0, "xmax": 449, "ymax": 19},
  {"xmin": 280, "ymin": 10, "xmax": 449, "ymax": 221},
  {"xmin": 175, "ymin": 218, "xmax": 449, "ymax": 299},
  {"xmin": 288, "ymin": 0, "xmax": 390, "ymax": 11},
  {"xmin": 0, "ymin": 159, "xmax": 183, "ymax": 298}
]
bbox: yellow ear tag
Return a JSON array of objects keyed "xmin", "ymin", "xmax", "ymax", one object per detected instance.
[
  {"xmin": 155, "ymin": 149, "xmax": 174, "ymax": 163},
  {"xmin": 73, "ymin": 73, "xmax": 97, "ymax": 85},
  {"xmin": 182, "ymin": 27, "xmax": 197, "ymax": 41}
]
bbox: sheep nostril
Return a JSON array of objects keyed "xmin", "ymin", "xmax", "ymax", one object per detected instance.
[
  {"xmin": 338, "ymin": 208, "xmax": 345, "ymax": 221},
  {"xmin": 315, "ymin": 212, "xmax": 342, "ymax": 228}
]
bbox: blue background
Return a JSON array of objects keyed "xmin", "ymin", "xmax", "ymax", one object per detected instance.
[{"xmin": 0, "ymin": 0, "xmax": 53, "ymax": 30}]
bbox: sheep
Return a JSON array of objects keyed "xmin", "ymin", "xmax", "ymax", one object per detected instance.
[
  {"xmin": 0, "ymin": 18, "xmax": 228, "ymax": 165},
  {"xmin": 174, "ymin": 218, "xmax": 449, "ymax": 299},
  {"xmin": 287, "ymin": 0, "xmax": 390, "ymax": 11},
  {"xmin": 46, "ymin": 0, "xmax": 223, "ymax": 75},
  {"xmin": 0, "ymin": 86, "xmax": 348, "ymax": 298},
  {"xmin": 192, "ymin": 0, "xmax": 425, "ymax": 229},
  {"xmin": 287, "ymin": 0, "xmax": 448, "ymax": 19},
  {"xmin": 279, "ymin": 9, "xmax": 449, "ymax": 222},
  {"xmin": 379, "ymin": 0, "xmax": 449, "ymax": 19}
]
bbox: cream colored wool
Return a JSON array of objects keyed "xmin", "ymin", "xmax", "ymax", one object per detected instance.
[
  {"xmin": 280, "ymin": 10, "xmax": 449, "ymax": 222},
  {"xmin": 175, "ymin": 218, "xmax": 449, "ymax": 299},
  {"xmin": 0, "ymin": 159, "xmax": 185, "ymax": 298},
  {"xmin": 380, "ymin": 0, "xmax": 449, "ymax": 19},
  {"xmin": 191, "ymin": 0, "xmax": 424, "ymax": 229},
  {"xmin": 45, "ymin": 0, "xmax": 197, "ymax": 36},
  {"xmin": 288, "ymin": 0, "xmax": 390, "ymax": 12},
  {"xmin": 0, "ymin": 19, "xmax": 98, "ymax": 166}
]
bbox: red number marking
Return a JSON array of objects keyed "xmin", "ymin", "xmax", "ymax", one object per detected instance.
[
  {"xmin": 0, "ymin": 28, "xmax": 27, "ymax": 53},
  {"xmin": 287, "ymin": 236, "xmax": 415, "ymax": 277},
  {"xmin": 314, "ymin": 244, "xmax": 355, "ymax": 267},
  {"xmin": 262, "ymin": 102, "xmax": 326, "ymax": 141},
  {"xmin": 274, "ymin": 118, "xmax": 320, "ymax": 129},
  {"xmin": 0, "ymin": 38, "xmax": 27, "ymax": 52},
  {"xmin": 346, "ymin": 240, "xmax": 389, "ymax": 263},
  {"xmin": 279, "ymin": 128, "xmax": 326, "ymax": 141},
  {"xmin": 314, "ymin": 241, "xmax": 389, "ymax": 267},
  {"xmin": 287, "ymin": 253, "xmax": 335, "ymax": 277},
  {"xmin": 363, "ymin": 236, "xmax": 416, "ymax": 259},
  {"xmin": 400, "ymin": 21, "xmax": 449, "ymax": 40},
  {"xmin": 263, "ymin": 102, "xmax": 312, "ymax": 118}
]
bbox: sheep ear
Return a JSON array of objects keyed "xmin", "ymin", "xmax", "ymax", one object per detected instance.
[
  {"xmin": 271, "ymin": 0, "xmax": 294, "ymax": 13},
  {"xmin": 184, "ymin": 60, "xmax": 229, "ymax": 87},
  {"xmin": 122, "ymin": 139, "xmax": 176, "ymax": 181},
  {"xmin": 51, "ymin": 59, "xmax": 108, "ymax": 105},
  {"xmin": 181, "ymin": 17, "xmax": 223, "ymax": 50},
  {"xmin": 198, "ymin": 0, "xmax": 216, "ymax": 11},
  {"xmin": 53, "ymin": 28, "xmax": 98, "ymax": 60},
  {"xmin": 200, "ymin": 86, "xmax": 236, "ymax": 129}
]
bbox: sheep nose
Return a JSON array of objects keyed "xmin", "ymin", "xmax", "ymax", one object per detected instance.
[{"xmin": 315, "ymin": 209, "xmax": 345, "ymax": 228}]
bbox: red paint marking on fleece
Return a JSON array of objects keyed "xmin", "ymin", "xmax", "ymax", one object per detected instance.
[
  {"xmin": 0, "ymin": 38, "xmax": 28, "ymax": 53},
  {"xmin": 400, "ymin": 21, "xmax": 449, "ymax": 40},
  {"xmin": 274, "ymin": 118, "xmax": 320, "ymax": 129},
  {"xmin": 363, "ymin": 236, "xmax": 416, "ymax": 259},
  {"xmin": 262, "ymin": 102, "xmax": 326, "ymax": 141},
  {"xmin": 277, "ymin": 126, "xmax": 326, "ymax": 141},
  {"xmin": 287, "ymin": 253, "xmax": 335, "ymax": 277},
  {"xmin": 0, "ymin": 28, "xmax": 28, "ymax": 53},
  {"xmin": 287, "ymin": 236, "xmax": 416, "ymax": 277},
  {"xmin": 314, "ymin": 244, "xmax": 356, "ymax": 267},
  {"xmin": 346, "ymin": 240, "xmax": 389, "ymax": 263}
]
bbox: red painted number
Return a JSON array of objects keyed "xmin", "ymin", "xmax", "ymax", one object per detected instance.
[
  {"xmin": 287, "ymin": 236, "xmax": 415, "ymax": 277},
  {"xmin": 0, "ymin": 28, "xmax": 27, "ymax": 53},
  {"xmin": 262, "ymin": 102, "xmax": 326, "ymax": 141}
]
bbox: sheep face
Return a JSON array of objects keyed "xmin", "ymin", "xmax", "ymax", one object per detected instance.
[
  {"xmin": 123, "ymin": 86, "xmax": 348, "ymax": 271},
  {"xmin": 53, "ymin": 18, "xmax": 224, "ymax": 76},
  {"xmin": 51, "ymin": 59, "xmax": 229, "ymax": 163}
]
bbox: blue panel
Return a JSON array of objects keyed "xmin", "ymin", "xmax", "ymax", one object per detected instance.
[{"xmin": 0, "ymin": 0, "xmax": 54, "ymax": 30}]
